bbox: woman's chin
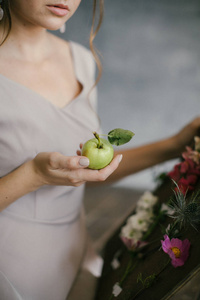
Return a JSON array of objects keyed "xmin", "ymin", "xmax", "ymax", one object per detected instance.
[
  {"xmin": 45, "ymin": 24, "xmax": 65, "ymax": 32},
  {"xmin": 42, "ymin": 19, "xmax": 67, "ymax": 32}
]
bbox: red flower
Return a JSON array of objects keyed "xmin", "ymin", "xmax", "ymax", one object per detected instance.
[
  {"xmin": 168, "ymin": 164, "xmax": 182, "ymax": 182},
  {"xmin": 176, "ymin": 175, "xmax": 198, "ymax": 194},
  {"xmin": 168, "ymin": 157, "xmax": 200, "ymax": 195}
]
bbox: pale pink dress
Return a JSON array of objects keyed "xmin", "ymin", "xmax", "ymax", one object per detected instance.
[{"xmin": 0, "ymin": 41, "xmax": 102, "ymax": 300}]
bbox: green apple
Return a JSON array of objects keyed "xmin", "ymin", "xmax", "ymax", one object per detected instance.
[
  {"xmin": 81, "ymin": 129, "xmax": 134, "ymax": 170},
  {"xmin": 81, "ymin": 135, "xmax": 114, "ymax": 170}
]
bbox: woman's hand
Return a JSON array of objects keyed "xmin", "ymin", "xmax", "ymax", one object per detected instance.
[
  {"xmin": 32, "ymin": 151, "xmax": 122, "ymax": 187},
  {"xmin": 172, "ymin": 117, "xmax": 200, "ymax": 155}
]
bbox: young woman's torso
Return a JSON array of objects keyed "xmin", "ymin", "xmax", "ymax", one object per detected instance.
[{"xmin": 0, "ymin": 33, "xmax": 82, "ymax": 108}]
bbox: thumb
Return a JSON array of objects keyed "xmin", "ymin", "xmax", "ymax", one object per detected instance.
[
  {"xmin": 78, "ymin": 156, "xmax": 90, "ymax": 168},
  {"xmin": 49, "ymin": 153, "xmax": 90, "ymax": 170},
  {"xmin": 61, "ymin": 156, "xmax": 90, "ymax": 169}
]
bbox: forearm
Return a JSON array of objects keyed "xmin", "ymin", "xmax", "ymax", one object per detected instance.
[
  {"xmin": 104, "ymin": 135, "xmax": 179, "ymax": 183},
  {"xmin": 0, "ymin": 152, "xmax": 123, "ymax": 211},
  {"xmin": 0, "ymin": 160, "xmax": 42, "ymax": 212}
]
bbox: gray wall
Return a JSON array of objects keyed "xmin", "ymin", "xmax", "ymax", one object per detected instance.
[{"xmin": 54, "ymin": 0, "xmax": 200, "ymax": 189}]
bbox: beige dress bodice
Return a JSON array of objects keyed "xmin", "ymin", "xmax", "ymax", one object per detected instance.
[{"xmin": 0, "ymin": 41, "xmax": 100, "ymax": 300}]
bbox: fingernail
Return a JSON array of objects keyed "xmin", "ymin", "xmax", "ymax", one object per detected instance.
[
  {"xmin": 79, "ymin": 157, "xmax": 89, "ymax": 167},
  {"xmin": 118, "ymin": 154, "xmax": 123, "ymax": 163}
]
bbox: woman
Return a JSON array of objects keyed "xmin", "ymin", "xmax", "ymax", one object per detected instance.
[{"xmin": 0, "ymin": 0, "xmax": 199, "ymax": 299}]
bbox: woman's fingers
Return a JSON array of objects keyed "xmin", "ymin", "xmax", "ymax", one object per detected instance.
[
  {"xmin": 33, "ymin": 152, "xmax": 122, "ymax": 187},
  {"xmin": 49, "ymin": 152, "xmax": 90, "ymax": 170},
  {"xmin": 94, "ymin": 154, "xmax": 123, "ymax": 181},
  {"xmin": 76, "ymin": 143, "xmax": 83, "ymax": 156},
  {"xmin": 77, "ymin": 154, "xmax": 123, "ymax": 182},
  {"xmin": 76, "ymin": 150, "xmax": 81, "ymax": 156}
]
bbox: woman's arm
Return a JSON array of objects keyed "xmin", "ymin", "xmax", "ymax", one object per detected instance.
[
  {"xmin": 89, "ymin": 116, "xmax": 200, "ymax": 184},
  {"xmin": 108, "ymin": 136, "xmax": 177, "ymax": 182},
  {"xmin": 0, "ymin": 152, "xmax": 122, "ymax": 212},
  {"xmin": 0, "ymin": 160, "xmax": 41, "ymax": 211}
]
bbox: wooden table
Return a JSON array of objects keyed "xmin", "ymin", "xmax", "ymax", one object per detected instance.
[{"xmin": 95, "ymin": 179, "xmax": 200, "ymax": 300}]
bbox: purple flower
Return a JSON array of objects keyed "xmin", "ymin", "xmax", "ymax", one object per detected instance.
[{"xmin": 161, "ymin": 235, "xmax": 190, "ymax": 268}]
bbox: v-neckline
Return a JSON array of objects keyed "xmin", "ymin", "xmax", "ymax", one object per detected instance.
[{"xmin": 0, "ymin": 40, "xmax": 85, "ymax": 111}]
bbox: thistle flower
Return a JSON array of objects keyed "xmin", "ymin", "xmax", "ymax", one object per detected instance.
[
  {"xmin": 161, "ymin": 235, "xmax": 190, "ymax": 268},
  {"xmin": 160, "ymin": 203, "xmax": 175, "ymax": 216},
  {"xmin": 168, "ymin": 181, "xmax": 200, "ymax": 230}
]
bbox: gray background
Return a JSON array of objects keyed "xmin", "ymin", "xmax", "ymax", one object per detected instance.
[{"xmin": 54, "ymin": 0, "xmax": 200, "ymax": 189}]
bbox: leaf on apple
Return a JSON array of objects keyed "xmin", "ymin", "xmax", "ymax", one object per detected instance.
[{"xmin": 108, "ymin": 128, "xmax": 135, "ymax": 146}]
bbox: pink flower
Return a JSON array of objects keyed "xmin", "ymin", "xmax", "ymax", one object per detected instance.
[
  {"xmin": 182, "ymin": 145, "xmax": 200, "ymax": 165},
  {"xmin": 120, "ymin": 236, "xmax": 148, "ymax": 251},
  {"xmin": 180, "ymin": 158, "xmax": 200, "ymax": 175},
  {"xmin": 161, "ymin": 235, "xmax": 190, "ymax": 268}
]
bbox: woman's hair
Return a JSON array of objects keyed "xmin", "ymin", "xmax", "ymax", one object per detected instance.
[
  {"xmin": 0, "ymin": 0, "xmax": 104, "ymax": 84},
  {"xmin": 90, "ymin": 0, "xmax": 104, "ymax": 86},
  {"xmin": 0, "ymin": 0, "xmax": 11, "ymax": 46}
]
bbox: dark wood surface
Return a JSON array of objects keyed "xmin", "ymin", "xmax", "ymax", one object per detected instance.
[{"xmin": 95, "ymin": 179, "xmax": 200, "ymax": 300}]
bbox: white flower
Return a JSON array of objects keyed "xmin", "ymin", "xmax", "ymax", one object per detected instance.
[
  {"xmin": 111, "ymin": 258, "xmax": 120, "ymax": 270},
  {"xmin": 194, "ymin": 136, "xmax": 200, "ymax": 151},
  {"xmin": 127, "ymin": 210, "xmax": 153, "ymax": 232},
  {"xmin": 112, "ymin": 282, "xmax": 122, "ymax": 297},
  {"xmin": 120, "ymin": 223, "xmax": 143, "ymax": 241},
  {"xmin": 136, "ymin": 191, "xmax": 158, "ymax": 211},
  {"xmin": 120, "ymin": 223, "xmax": 133, "ymax": 238},
  {"xmin": 161, "ymin": 203, "xmax": 175, "ymax": 216}
]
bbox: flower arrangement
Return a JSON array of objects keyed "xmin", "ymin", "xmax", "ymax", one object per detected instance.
[
  {"xmin": 168, "ymin": 136, "xmax": 200, "ymax": 195},
  {"xmin": 120, "ymin": 191, "xmax": 158, "ymax": 251},
  {"xmin": 105, "ymin": 136, "xmax": 200, "ymax": 299}
]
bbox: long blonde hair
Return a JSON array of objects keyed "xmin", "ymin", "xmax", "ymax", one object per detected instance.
[
  {"xmin": 0, "ymin": 0, "xmax": 11, "ymax": 45},
  {"xmin": 89, "ymin": 0, "xmax": 104, "ymax": 86}
]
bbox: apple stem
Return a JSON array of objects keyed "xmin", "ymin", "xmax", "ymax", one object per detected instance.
[{"xmin": 93, "ymin": 131, "xmax": 103, "ymax": 148}]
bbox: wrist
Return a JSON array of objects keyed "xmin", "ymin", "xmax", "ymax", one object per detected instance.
[
  {"xmin": 163, "ymin": 135, "xmax": 181, "ymax": 160},
  {"xmin": 27, "ymin": 159, "xmax": 46, "ymax": 190}
]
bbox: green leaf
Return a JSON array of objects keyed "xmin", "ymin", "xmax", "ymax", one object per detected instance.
[{"xmin": 108, "ymin": 128, "xmax": 134, "ymax": 146}]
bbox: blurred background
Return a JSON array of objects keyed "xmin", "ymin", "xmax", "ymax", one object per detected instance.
[{"xmin": 55, "ymin": 0, "xmax": 200, "ymax": 191}]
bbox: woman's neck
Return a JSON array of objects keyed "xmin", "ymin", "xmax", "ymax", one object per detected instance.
[{"xmin": 0, "ymin": 18, "xmax": 53, "ymax": 63}]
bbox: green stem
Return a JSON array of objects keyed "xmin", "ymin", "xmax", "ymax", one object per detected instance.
[
  {"xmin": 142, "ymin": 211, "xmax": 165, "ymax": 241},
  {"xmin": 108, "ymin": 257, "xmax": 137, "ymax": 300},
  {"xmin": 132, "ymin": 259, "xmax": 170, "ymax": 299},
  {"xmin": 108, "ymin": 293, "xmax": 114, "ymax": 300},
  {"xmin": 119, "ymin": 257, "xmax": 137, "ymax": 286},
  {"xmin": 93, "ymin": 131, "xmax": 103, "ymax": 148}
]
